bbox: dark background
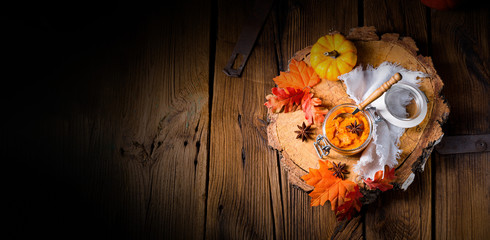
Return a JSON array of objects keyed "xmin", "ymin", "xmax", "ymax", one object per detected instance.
[{"xmin": 6, "ymin": 3, "xmax": 168, "ymax": 239}]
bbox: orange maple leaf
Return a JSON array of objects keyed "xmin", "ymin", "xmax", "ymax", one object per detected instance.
[
  {"xmin": 301, "ymin": 160, "xmax": 359, "ymax": 210},
  {"xmin": 301, "ymin": 92, "xmax": 329, "ymax": 125},
  {"xmin": 364, "ymin": 165, "xmax": 396, "ymax": 192},
  {"xmin": 273, "ymin": 59, "xmax": 320, "ymax": 90}
]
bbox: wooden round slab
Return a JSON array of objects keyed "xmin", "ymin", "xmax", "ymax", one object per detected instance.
[{"xmin": 267, "ymin": 26, "xmax": 449, "ymax": 193}]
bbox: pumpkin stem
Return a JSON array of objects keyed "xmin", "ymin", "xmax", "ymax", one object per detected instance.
[{"xmin": 324, "ymin": 50, "xmax": 339, "ymax": 58}]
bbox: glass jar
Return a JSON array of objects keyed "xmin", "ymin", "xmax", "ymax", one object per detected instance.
[
  {"xmin": 371, "ymin": 82, "xmax": 428, "ymax": 128},
  {"xmin": 314, "ymin": 103, "xmax": 376, "ymax": 157}
]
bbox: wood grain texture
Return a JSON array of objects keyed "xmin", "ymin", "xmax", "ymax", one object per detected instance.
[
  {"xmin": 362, "ymin": 2, "xmax": 433, "ymax": 239},
  {"xmin": 431, "ymin": 5, "xmax": 490, "ymax": 240},
  {"xmin": 365, "ymin": 159, "xmax": 432, "ymax": 240},
  {"xmin": 205, "ymin": 0, "xmax": 283, "ymax": 238},
  {"xmin": 133, "ymin": 3, "xmax": 211, "ymax": 239},
  {"xmin": 363, "ymin": 0, "xmax": 429, "ymax": 55}
]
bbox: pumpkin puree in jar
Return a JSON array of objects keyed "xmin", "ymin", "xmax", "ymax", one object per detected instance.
[{"xmin": 325, "ymin": 108, "xmax": 370, "ymax": 149}]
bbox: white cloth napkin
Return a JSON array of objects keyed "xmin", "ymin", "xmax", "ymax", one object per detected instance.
[{"xmin": 339, "ymin": 62, "xmax": 427, "ymax": 180}]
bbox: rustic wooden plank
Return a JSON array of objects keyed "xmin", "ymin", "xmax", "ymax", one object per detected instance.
[
  {"xmin": 362, "ymin": 1, "xmax": 432, "ymax": 239},
  {"xmin": 8, "ymin": 3, "xmax": 211, "ymax": 239},
  {"xmin": 434, "ymin": 153, "xmax": 490, "ymax": 240},
  {"xmin": 137, "ymin": 3, "xmax": 211, "ymax": 239},
  {"xmin": 431, "ymin": 5, "xmax": 490, "ymax": 240},
  {"xmin": 272, "ymin": 0, "xmax": 360, "ymax": 239},
  {"xmin": 205, "ymin": 0, "xmax": 284, "ymax": 238},
  {"xmin": 365, "ymin": 159, "xmax": 432, "ymax": 239},
  {"xmin": 363, "ymin": 0, "xmax": 429, "ymax": 55}
]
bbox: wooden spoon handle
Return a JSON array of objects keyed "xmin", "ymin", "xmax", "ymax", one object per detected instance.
[{"xmin": 358, "ymin": 72, "xmax": 402, "ymax": 111}]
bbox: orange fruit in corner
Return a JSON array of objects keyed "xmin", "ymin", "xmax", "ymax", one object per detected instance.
[{"xmin": 310, "ymin": 33, "xmax": 357, "ymax": 81}]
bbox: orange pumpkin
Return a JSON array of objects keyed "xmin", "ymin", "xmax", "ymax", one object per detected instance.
[{"xmin": 310, "ymin": 33, "xmax": 357, "ymax": 81}]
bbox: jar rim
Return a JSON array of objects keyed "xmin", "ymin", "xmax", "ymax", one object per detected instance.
[{"xmin": 321, "ymin": 103, "xmax": 374, "ymax": 153}]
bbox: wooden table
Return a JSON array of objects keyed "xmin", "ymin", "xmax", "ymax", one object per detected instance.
[{"xmin": 7, "ymin": 1, "xmax": 489, "ymax": 239}]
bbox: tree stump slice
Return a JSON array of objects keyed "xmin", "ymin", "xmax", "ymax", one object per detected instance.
[{"xmin": 267, "ymin": 27, "xmax": 449, "ymax": 194}]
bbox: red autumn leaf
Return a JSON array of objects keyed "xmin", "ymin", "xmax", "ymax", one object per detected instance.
[
  {"xmin": 301, "ymin": 160, "xmax": 360, "ymax": 211},
  {"xmin": 264, "ymin": 87, "xmax": 306, "ymax": 113},
  {"xmin": 301, "ymin": 92, "xmax": 329, "ymax": 125},
  {"xmin": 364, "ymin": 165, "xmax": 396, "ymax": 192},
  {"xmin": 273, "ymin": 59, "xmax": 320, "ymax": 90},
  {"xmin": 335, "ymin": 185, "xmax": 363, "ymax": 221}
]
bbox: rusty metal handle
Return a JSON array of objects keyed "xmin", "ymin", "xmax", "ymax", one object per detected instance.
[{"xmin": 223, "ymin": 0, "xmax": 274, "ymax": 77}]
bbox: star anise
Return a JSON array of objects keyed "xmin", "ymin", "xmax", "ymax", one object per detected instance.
[
  {"xmin": 294, "ymin": 122, "xmax": 313, "ymax": 142},
  {"xmin": 346, "ymin": 120, "xmax": 364, "ymax": 136},
  {"xmin": 328, "ymin": 161, "xmax": 350, "ymax": 180}
]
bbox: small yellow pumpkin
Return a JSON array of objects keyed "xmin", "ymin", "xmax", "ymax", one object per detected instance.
[{"xmin": 310, "ymin": 33, "xmax": 357, "ymax": 81}]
